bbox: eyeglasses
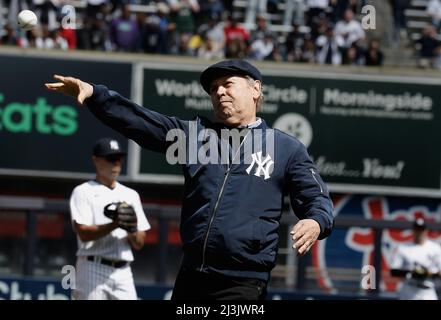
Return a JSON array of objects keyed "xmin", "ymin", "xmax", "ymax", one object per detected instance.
[{"xmin": 104, "ymin": 155, "xmax": 123, "ymax": 163}]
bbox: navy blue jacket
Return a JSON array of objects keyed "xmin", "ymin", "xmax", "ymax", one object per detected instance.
[{"xmin": 86, "ymin": 84, "xmax": 334, "ymax": 282}]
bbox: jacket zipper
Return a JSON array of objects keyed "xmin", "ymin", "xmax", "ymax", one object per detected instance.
[
  {"xmin": 310, "ymin": 168, "xmax": 323, "ymax": 194},
  {"xmin": 199, "ymin": 130, "xmax": 250, "ymax": 271}
]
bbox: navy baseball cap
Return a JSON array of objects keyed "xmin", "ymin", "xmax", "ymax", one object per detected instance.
[
  {"xmin": 93, "ymin": 138, "xmax": 126, "ymax": 157},
  {"xmin": 413, "ymin": 218, "xmax": 427, "ymax": 230},
  {"xmin": 200, "ymin": 59, "xmax": 262, "ymax": 94}
]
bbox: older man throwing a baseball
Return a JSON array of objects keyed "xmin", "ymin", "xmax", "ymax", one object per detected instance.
[{"xmin": 46, "ymin": 59, "xmax": 334, "ymax": 300}]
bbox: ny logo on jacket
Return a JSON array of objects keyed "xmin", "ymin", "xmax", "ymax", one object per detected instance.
[{"xmin": 246, "ymin": 151, "xmax": 274, "ymax": 180}]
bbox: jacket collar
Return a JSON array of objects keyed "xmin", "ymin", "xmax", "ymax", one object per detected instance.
[
  {"xmin": 238, "ymin": 117, "xmax": 262, "ymax": 128},
  {"xmin": 211, "ymin": 118, "xmax": 267, "ymax": 131}
]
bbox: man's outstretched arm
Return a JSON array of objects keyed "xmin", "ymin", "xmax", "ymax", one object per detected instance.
[{"xmin": 45, "ymin": 75, "xmax": 188, "ymax": 153}]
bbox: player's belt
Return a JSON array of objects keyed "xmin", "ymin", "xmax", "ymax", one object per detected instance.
[
  {"xmin": 86, "ymin": 256, "xmax": 129, "ymax": 268},
  {"xmin": 407, "ymin": 279, "xmax": 432, "ymax": 289}
]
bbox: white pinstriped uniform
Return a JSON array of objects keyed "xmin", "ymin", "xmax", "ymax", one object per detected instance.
[
  {"xmin": 391, "ymin": 240, "xmax": 441, "ymax": 300},
  {"xmin": 69, "ymin": 180, "xmax": 150, "ymax": 300}
]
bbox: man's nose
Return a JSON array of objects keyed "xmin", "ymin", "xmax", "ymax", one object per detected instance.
[{"xmin": 216, "ymin": 85, "xmax": 226, "ymax": 96}]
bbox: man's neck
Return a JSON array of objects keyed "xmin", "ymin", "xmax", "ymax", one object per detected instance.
[
  {"xmin": 95, "ymin": 176, "xmax": 117, "ymax": 189},
  {"xmin": 221, "ymin": 116, "xmax": 259, "ymax": 128},
  {"xmin": 414, "ymin": 238, "xmax": 427, "ymax": 245}
]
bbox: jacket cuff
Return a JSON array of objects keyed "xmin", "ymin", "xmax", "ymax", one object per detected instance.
[
  {"xmin": 308, "ymin": 213, "xmax": 333, "ymax": 240},
  {"xmin": 85, "ymin": 84, "xmax": 109, "ymax": 106}
]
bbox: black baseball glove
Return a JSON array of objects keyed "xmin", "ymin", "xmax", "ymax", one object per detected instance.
[
  {"xmin": 104, "ymin": 202, "xmax": 120, "ymax": 220},
  {"xmin": 412, "ymin": 266, "xmax": 431, "ymax": 280},
  {"xmin": 104, "ymin": 202, "xmax": 138, "ymax": 233}
]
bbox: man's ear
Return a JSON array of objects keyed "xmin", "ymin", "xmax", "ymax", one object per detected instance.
[
  {"xmin": 252, "ymin": 80, "xmax": 262, "ymax": 101},
  {"xmin": 92, "ymin": 155, "xmax": 98, "ymax": 167}
]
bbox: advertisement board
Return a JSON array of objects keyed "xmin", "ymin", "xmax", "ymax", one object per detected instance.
[
  {"xmin": 0, "ymin": 54, "xmax": 131, "ymax": 177},
  {"xmin": 136, "ymin": 62, "xmax": 441, "ymax": 196}
]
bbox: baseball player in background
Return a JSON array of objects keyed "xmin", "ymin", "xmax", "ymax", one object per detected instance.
[
  {"xmin": 390, "ymin": 218, "xmax": 441, "ymax": 300},
  {"xmin": 70, "ymin": 137, "xmax": 151, "ymax": 300},
  {"xmin": 46, "ymin": 60, "xmax": 334, "ymax": 300}
]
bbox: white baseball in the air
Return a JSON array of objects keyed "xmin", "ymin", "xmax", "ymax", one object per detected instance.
[{"xmin": 17, "ymin": 10, "xmax": 38, "ymax": 31}]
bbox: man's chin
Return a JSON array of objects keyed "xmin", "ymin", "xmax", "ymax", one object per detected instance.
[
  {"xmin": 111, "ymin": 172, "xmax": 120, "ymax": 179},
  {"xmin": 215, "ymin": 110, "xmax": 232, "ymax": 120},
  {"xmin": 218, "ymin": 118, "xmax": 241, "ymax": 127}
]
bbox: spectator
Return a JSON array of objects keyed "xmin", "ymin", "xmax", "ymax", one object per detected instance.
[
  {"xmin": 183, "ymin": 32, "xmax": 200, "ymax": 55},
  {"xmin": 221, "ymin": 0, "xmax": 233, "ymax": 14},
  {"xmin": 109, "ymin": 4, "xmax": 140, "ymax": 51},
  {"xmin": 0, "ymin": 0, "xmax": 406, "ymax": 68},
  {"xmin": 389, "ymin": 0, "xmax": 410, "ymax": 41},
  {"xmin": 58, "ymin": 26, "xmax": 77, "ymax": 49},
  {"xmin": 140, "ymin": 2, "xmax": 171, "ymax": 53},
  {"xmin": 33, "ymin": 0, "xmax": 60, "ymax": 32},
  {"xmin": 249, "ymin": 33, "xmax": 274, "ymax": 60},
  {"xmin": 225, "ymin": 37, "xmax": 248, "ymax": 58},
  {"xmin": 83, "ymin": 14, "xmax": 109, "ymax": 50},
  {"xmin": 197, "ymin": 34, "xmax": 224, "ymax": 59},
  {"xmin": 270, "ymin": 42, "xmax": 284, "ymax": 61},
  {"xmin": 77, "ymin": 1, "xmax": 110, "ymax": 50},
  {"xmin": 427, "ymin": 0, "xmax": 441, "ymax": 31},
  {"xmin": 158, "ymin": 2, "xmax": 173, "ymax": 53},
  {"xmin": 0, "ymin": 24, "xmax": 18, "ymax": 45},
  {"xmin": 342, "ymin": 44, "xmax": 362, "ymax": 65},
  {"xmin": 283, "ymin": 0, "xmax": 306, "ymax": 26},
  {"xmin": 299, "ymin": 38, "xmax": 316, "ymax": 63},
  {"xmin": 18, "ymin": 28, "xmax": 39, "ymax": 48},
  {"xmin": 250, "ymin": 15, "xmax": 274, "ymax": 43},
  {"xmin": 197, "ymin": 12, "xmax": 225, "ymax": 59},
  {"xmin": 135, "ymin": 11, "xmax": 148, "ymax": 52},
  {"xmin": 247, "ymin": 14, "xmax": 277, "ymax": 61},
  {"xmin": 224, "ymin": 16, "xmax": 249, "ymax": 58},
  {"xmin": 285, "ymin": 23, "xmax": 305, "ymax": 62},
  {"xmin": 310, "ymin": 15, "xmax": 329, "ymax": 41},
  {"xmin": 168, "ymin": 0, "xmax": 200, "ymax": 55},
  {"xmin": 333, "ymin": 9, "xmax": 365, "ymax": 48},
  {"xmin": 35, "ymin": 25, "xmax": 68, "ymax": 50},
  {"xmin": 330, "ymin": 0, "xmax": 358, "ymax": 23},
  {"xmin": 305, "ymin": 0, "xmax": 329, "ymax": 26},
  {"xmin": 224, "ymin": 15, "xmax": 249, "ymax": 45},
  {"xmin": 199, "ymin": 0, "xmax": 224, "ymax": 25},
  {"xmin": 364, "ymin": 39, "xmax": 384, "ymax": 66},
  {"xmin": 244, "ymin": 0, "xmax": 267, "ymax": 27},
  {"xmin": 416, "ymin": 25, "xmax": 440, "ymax": 68},
  {"xmin": 86, "ymin": 0, "xmax": 109, "ymax": 20},
  {"xmin": 316, "ymin": 26, "xmax": 344, "ymax": 65}
]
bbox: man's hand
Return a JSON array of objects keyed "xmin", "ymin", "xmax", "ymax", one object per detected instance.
[
  {"xmin": 412, "ymin": 266, "xmax": 431, "ymax": 279},
  {"xmin": 127, "ymin": 231, "xmax": 146, "ymax": 250},
  {"xmin": 103, "ymin": 202, "xmax": 138, "ymax": 233},
  {"xmin": 45, "ymin": 75, "xmax": 93, "ymax": 105},
  {"xmin": 290, "ymin": 219, "xmax": 321, "ymax": 256},
  {"xmin": 115, "ymin": 202, "xmax": 138, "ymax": 234}
]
